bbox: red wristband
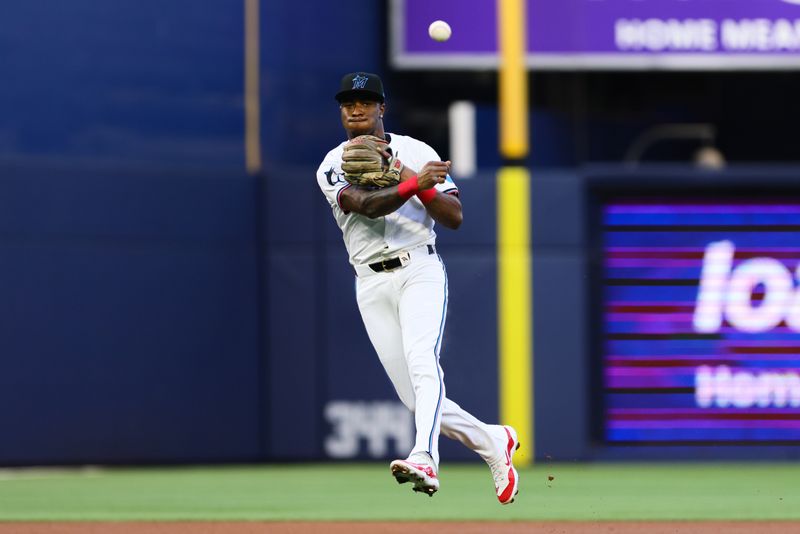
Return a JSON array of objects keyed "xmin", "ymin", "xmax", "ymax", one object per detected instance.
[
  {"xmin": 397, "ymin": 176, "xmax": 420, "ymax": 199},
  {"xmin": 417, "ymin": 188, "xmax": 437, "ymax": 204}
]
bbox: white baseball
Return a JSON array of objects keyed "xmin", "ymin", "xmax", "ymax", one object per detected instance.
[{"xmin": 428, "ymin": 20, "xmax": 452, "ymax": 42}]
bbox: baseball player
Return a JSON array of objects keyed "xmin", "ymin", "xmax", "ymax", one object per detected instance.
[{"xmin": 316, "ymin": 72, "xmax": 520, "ymax": 504}]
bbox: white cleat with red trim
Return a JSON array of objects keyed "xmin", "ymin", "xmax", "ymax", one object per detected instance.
[
  {"xmin": 389, "ymin": 452, "xmax": 439, "ymax": 497},
  {"xmin": 487, "ymin": 425, "xmax": 520, "ymax": 505}
]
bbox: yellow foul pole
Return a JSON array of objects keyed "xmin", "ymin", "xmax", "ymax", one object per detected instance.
[
  {"xmin": 497, "ymin": 0, "xmax": 533, "ymax": 466},
  {"xmin": 498, "ymin": 0, "xmax": 529, "ymax": 159}
]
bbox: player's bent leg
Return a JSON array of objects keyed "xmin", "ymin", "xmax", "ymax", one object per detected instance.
[
  {"xmin": 439, "ymin": 398, "xmax": 498, "ymax": 458},
  {"xmin": 438, "ymin": 400, "xmax": 521, "ymax": 504}
]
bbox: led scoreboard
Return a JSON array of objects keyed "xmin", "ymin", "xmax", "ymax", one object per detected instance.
[
  {"xmin": 601, "ymin": 197, "xmax": 800, "ymax": 444},
  {"xmin": 393, "ymin": 0, "xmax": 800, "ymax": 70}
]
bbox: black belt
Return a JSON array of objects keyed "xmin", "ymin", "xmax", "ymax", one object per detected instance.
[{"xmin": 369, "ymin": 245, "xmax": 436, "ymax": 273}]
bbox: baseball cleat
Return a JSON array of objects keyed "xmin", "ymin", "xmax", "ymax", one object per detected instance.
[
  {"xmin": 389, "ymin": 454, "xmax": 439, "ymax": 496},
  {"xmin": 487, "ymin": 425, "xmax": 520, "ymax": 505}
]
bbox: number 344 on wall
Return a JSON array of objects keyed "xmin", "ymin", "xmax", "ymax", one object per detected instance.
[{"xmin": 324, "ymin": 400, "xmax": 413, "ymax": 459}]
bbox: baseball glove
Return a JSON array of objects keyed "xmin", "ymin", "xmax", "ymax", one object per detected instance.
[{"xmin": 341, "ymin": 135, "xmax": 404, "ymax": 188}]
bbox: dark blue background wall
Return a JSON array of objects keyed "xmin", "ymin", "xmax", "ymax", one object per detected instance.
[
  {"xmin": 0, "ymin": 165, "xmax": 261, "ymax": 464},
  {"xmin": 5, "ymin": 158, "xmax": 799, "ymax": 464},
  {"xmin": 263, "ymin": 1, "xmax": 384, "ymax": 166},
  {"xmin": 0, "ymin": 1, "xmax": 243, "ymax": 169}
]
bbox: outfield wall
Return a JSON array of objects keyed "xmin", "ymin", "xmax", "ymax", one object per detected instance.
[
  {"xmin": 0, "ymin": 165, "xmax": 262, "ymax": 464},
  {"xmin": 1, "ymin": 165, "xmax": 799, "ymax": 465}
]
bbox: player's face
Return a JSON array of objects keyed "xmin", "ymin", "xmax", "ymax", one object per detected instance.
[{"xmin": 340, "ymin": 99, "xmax": 385, "ymax": 137}]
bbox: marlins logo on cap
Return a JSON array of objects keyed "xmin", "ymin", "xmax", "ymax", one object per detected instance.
[{"xmin": 335, "ymin": 72, "xmax": 385, "ymax": 103}]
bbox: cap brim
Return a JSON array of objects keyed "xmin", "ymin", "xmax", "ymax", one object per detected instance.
[{"xmin": 335, "ymin": 89, "xmax": 384, "ymax": 103}]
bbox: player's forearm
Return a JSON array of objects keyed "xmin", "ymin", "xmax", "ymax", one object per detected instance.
[
  {"xmin": 423, "ymin": 193, "xmax": 463, "ymax": 230},
  {"xmin": 342, "ymin": 185, "xmax": 408, "ymax": 218}
]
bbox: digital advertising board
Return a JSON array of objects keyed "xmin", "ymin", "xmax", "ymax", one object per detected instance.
[
  {"xmin": 601, "ymin": 197, "xmax": 800, "ymax": 445},
  {"xmin": 392, "ymin": 0, "xmax": 800, "ymax": 70}
]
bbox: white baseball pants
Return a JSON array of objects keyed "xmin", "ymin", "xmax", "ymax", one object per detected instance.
[{"xmin": 355, "ymin": 245, "xmax": 499, "ymax": 467}]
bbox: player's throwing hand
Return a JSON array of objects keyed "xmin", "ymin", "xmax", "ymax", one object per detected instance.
[{"xmin": 416, "ymin": 161, "xmax": 451, "ymax": 190}]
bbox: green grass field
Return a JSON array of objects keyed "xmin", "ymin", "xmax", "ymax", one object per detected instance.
[{"xmin": 0, "ymin": 463, "xmax": 797, "ymax": 521}]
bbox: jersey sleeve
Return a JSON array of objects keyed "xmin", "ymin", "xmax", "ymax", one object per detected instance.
[
  {"xmin": 316, "ymin": 150, "xmax": 352, "ymax": 213},
  {"xmin": 418, "ymin": 142, "xmax": 459, "ymax": 196}
]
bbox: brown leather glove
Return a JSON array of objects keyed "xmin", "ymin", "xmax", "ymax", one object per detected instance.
[{"xmin": 341, "ymin": 135, "xmax": 404, "ymax": 188}]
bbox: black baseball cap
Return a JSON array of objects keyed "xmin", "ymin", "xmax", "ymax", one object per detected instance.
[{"xmin": 335, "ymin": 72, "xmax": 385, "ymax": 103}]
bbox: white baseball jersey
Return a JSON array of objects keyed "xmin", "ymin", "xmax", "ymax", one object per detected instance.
[
  {"xmin": 316, "ymin": 133, "xmax": 458, "ymax": 266},
  {"xmin": 317, "ymin": 131, "xmax": 509, "ymax": 480}
]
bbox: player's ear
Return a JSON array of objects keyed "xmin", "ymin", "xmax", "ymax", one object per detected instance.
[{"xmin": 379, "ymin": 102, "xmax": 386, "ymax": 118}]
